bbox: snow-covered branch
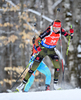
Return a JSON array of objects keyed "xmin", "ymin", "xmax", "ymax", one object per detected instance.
[
  {"xmin": 0, "ymin": 30, "xmax": 18, "ymax": 34},
  {"xmin": 26, "ymin": 9, "xmax": 53, "ymax": 22},
  {"xmin": 5, "ymin": 0, "xmax": 53, "ymax": 22},
  {"xmin": 5, "ymin": 0, "xmax": 16, "ymax": 7},
  {"xmin": 0, "ymin": 9, "xmax": 4, "ymax": 12},
  {"xmin": 23, "ymin": 21, "xmax": 39, "ymax": 35},
  {"xmin": 52, "ymin": 0, "xmax": 62, "ymax": 10}
]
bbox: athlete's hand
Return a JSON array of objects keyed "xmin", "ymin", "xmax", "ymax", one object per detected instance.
[
  {"xmin": 70, "ymin": 28, "xmax": 74, "ymax": 33},
  {"xmin": 69, "ymin": 25, "xmax": 74, "ymax": 39},
  {"xmin": 36, "ymin": 46, "xmax": 42, "ymax": 52}
]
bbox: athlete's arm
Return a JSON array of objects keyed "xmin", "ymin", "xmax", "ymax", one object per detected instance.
[
  {"xmin": 35, "ymin": 26, "xmax": 51, "ymax": 47},
  {"xmin": 39, "ymin": 26, "xmax": 50, "ymax": 39}
]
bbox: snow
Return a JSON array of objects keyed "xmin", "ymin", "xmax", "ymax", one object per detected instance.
[
  {"xmin": 66, "ymin": 12, "xmax": 72, "ymax": 17},
  {"xmin": 0, "ymin": 89, "xmax": 81, "ymax": 100},
  {"xmin": 77, "ymin": 44, "xmax": 81, "ymax": 57},
  {"xmin": 77, "ymin": 44, "xmax": 81, "ymax": 53},
  {"xmin": 79, "ymin": 40, "xmax": 81, "ymax": 43},
  {"xmin": 77, "ymin": 54, "xmax": 81, "ymax": 57}
]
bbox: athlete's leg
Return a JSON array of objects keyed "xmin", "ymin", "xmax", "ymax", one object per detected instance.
[
  {"xmin": 48, "ymin": 50, "xmax": 61, "ymax": 90},
  {"xmin": 49, "ymin": 53, "xmax": 60, "ymax": 82},
  {"xmin": 48, "ymin": 48, "xmax": 60, "ymax": 83},
  {"xmin": 24, "ymin": 71, "xmax": 36, "ymax": 92},
  {"xmin": 24, "ymin": 50, "xmax": 46, "ymax": 81},
  {"xmin": 37, "ymin": 61, "xmax": 51, "ymax": 85}
]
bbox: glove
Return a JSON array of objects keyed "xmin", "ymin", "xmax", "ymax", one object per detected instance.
[
  {"xmin": 36, "ymin": 46, "xmax": 42, "ymax": 52},
  {"xmin": 32, "ymin": 36, "xmax": 36, "ymax": 44},
  {"xmin": 70, "ymin": 33, "xmax": 73, "ymax": 36},
  {"xmin": 70, "ymin": 28, "xmax": 74, "ymax": 33},
  {"xmin": 70, "ymin": 28, "xmax": 74, "ymax": 39}
]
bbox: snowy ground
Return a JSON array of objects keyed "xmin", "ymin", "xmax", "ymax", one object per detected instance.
[{"xmin": 0, "ymin": 89, "xmax": 81, "ymax": 100}]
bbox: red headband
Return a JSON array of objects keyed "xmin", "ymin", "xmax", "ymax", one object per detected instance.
[{"xmin": 53, "ymin": 22, "xmax": 61, "ymax": 27}]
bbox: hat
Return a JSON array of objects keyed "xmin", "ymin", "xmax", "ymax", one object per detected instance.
[{"xmin": 53, "ymin": 21, "xmax": 61, "ymax": 27}]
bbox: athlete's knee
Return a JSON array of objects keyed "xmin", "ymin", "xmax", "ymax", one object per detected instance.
[
  {"xmin": 55, "ymin": 68, "xmax": 60, "ymax": 72},
  {"xmin": 45, "ymin": 68, "xmax": 51, "ymax": 77},
  {"xmin": 49, "ymin": 54, "xmax": 59, "ymax": 60},
  {"xmin": 28, "ymin": 69, "xmax": 34, "ymax": 74},
  {"xmin": 34, "ymin": 55, "xmax": 43, "ymax": 62},
  {"xmin": 54, "ymin": 54, "xmax": 59, "ymax": 60},
  {"xmin": 54, "ymin": 68, "xmax": 60, "ymax": 80},
  {"xmin": 47, "ymin": 71, "xmax": 51, "ymax": 79}
]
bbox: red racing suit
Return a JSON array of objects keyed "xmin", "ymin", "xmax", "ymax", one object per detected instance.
[{"xmin": 39, "ymin": 25, "xmax": 72, "ymax": 48}]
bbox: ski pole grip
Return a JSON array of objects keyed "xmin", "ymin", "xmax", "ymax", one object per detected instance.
[{"xmin": 70, "ymin": 25, "xmax": 72, "ymax": 29}]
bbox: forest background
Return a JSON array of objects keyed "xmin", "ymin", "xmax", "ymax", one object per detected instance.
[{"xmin": 0, "ymin": 0, "xmax": 81, "ymax": 92}]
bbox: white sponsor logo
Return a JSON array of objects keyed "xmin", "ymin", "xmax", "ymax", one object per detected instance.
[
  {"xmin": 50, "ymin": 36, "xmax": 59, "ymax": 39},
  {"xmin": 50, "ymin": 40, "xmax": 56, "ymax": 43}
]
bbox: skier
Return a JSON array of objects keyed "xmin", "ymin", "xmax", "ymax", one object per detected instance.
[
  {"xmin": 23, "ymin": 58, "xmax": 51, "ymax": 92},
  {"xmin": 16, "ymin": 37, "xmax": 51, "ymax": 92},
  {"xmin": 16, "ymin": 19, "xmax": 74, "ymax": 91}
]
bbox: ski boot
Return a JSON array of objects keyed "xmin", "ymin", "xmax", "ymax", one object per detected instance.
[
  {"xmin": 45, "ymin": 84, "xmax": 50, "ymax": 91},
  {"xmin": 16, "ymin": 78, "xmax": 27, "ymax": 92},
  {"xmin": 53, "ymin": 83, "xmax": 61, "ymax": 90}
]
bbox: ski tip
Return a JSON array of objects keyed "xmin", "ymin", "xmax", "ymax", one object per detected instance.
[
  {"xmin": 6, "ymin": 89, "xmax": 12, "ymax": 93},
  {"xmin": 7, "ymin": 89, "xmax": 22, "ymax": 93}
]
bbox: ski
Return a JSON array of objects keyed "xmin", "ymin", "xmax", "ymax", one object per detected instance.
[
  {"xmin": 6, "ymin": 89, "xmax": 21, "ymax": 93},
  {"xmin": 7, "ymin": 88, "xmax": 62, "ymax": 93},
  {"xmin": 7, "ymin": 89, "xmax": 13, "ymax": 93}
]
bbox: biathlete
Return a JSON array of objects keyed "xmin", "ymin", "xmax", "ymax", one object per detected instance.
[
  {"xmin": 16, "ymin": 37, "xmax": 51, "ymax": 92},
  {"xmin": 16, "ymin": 19, "xmax": 74, "ymax": 91}
]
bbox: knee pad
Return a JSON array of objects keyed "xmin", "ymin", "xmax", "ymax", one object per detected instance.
[
  {"xmin": 54, "ymin": 68, "xmax": 60, "ymax": 80},
  {"xmin": 55, "ymin": 68, "xmax": 60, "ymax": 72},
  {"xmin": 49, "ymin": 54, "xmax": 59, "ymax": 60},
  {"xmin": 54, "ymin": 54, "xmax": 59, "ymax": 59},
  {"xmin": 34, "ymin": 55, "xmax": 42, "ymax": 62},
  {"xmin": 28, "ymin": 69, "xmax": 34, "ymax": 74},
  {"xmin": 22, "ymin": 78, "xmax": 28, "ymax": 84}
]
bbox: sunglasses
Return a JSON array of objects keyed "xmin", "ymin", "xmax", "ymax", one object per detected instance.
[{"xmin": 53, "ymin": 27, "xmax": 61, "ymax": 31}]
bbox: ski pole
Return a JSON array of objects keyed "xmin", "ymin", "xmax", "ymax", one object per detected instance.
[
  {"xmin": 57, "ymin": 8, "xmax": 65, "ymax": 81},
  {"xmin": 11, "ymin": 53, "xmax": 38, "ymax": 89},
  {"xmin": 60, "ymin": 33, "xmax": 64, "ymax": 81},
  {"xmin": 65, "ymin": 25, "xmax": 72, "ymax": 67}
]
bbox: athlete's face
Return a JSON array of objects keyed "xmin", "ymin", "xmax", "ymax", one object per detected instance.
[{"xmin": 53, "ymin": 27, "xmax": 61, "ymax": 33}]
